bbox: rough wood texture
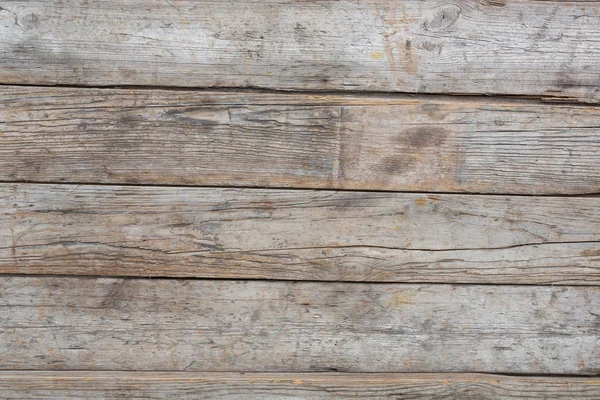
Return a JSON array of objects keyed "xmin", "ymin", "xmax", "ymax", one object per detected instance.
[
  {"xmin": 2, "ymin": 184, "xmax": 599, "ymax": 283},
  {"xmin": 1, "ymin": 277, "xmax": 598, "ymax": 374},
  {"xmin": 0, "ymin": 372, "xmax": 599, "ymax": 399},
  {"xmin": 1, "ymin": 1, "xmax": 600, "ymax": 100},
  {"xmin": 2, "ymin": 87, "xmax": 600, "ymax": 194}
]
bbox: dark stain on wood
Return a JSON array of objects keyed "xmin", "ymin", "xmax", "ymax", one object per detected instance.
[
  {"xmin": 379, "ymin": 126, "xmax": 449, "ymax": 175},
  {"xmin": 405, "ymin": 126, "xmax": 447, "ymax": 148},
  {"xmin": 479, "ymin": 0, "xmax": 506, "ymax": 7}
]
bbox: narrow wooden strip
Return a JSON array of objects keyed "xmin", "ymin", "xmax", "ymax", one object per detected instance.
[
  {"xmin": 1, "ymin": 184, "xmax": 599, "ymax": 283},
  {"xmin": 0, "ymin": 372, "xmax": 599, "ymax": 399},
  {"xmin": 2, "ymin": 87, "xmax": 600, "ymax": 194},
  {"xmin": 0, "ymin": 277, "xmax": 598, "ymax": 373},
  {"xmin": 1, "ymin": 1, "xmax": 600, "ymax": 100}
]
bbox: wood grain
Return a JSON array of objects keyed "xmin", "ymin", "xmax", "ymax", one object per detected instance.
[
  {"xmin": 0, "ymin": 372, "xmax": 599, "ymax": 399},
  {"xmin": 2, "ymin": 87, "xmax": 600, "ymax": 194},
  {"xmin": 1, "ymin": 277, "xmax": 598, "ymax": 374},
  {"xmin": 1, "ymin": 1, "xmax": 600, "ymax": 100},
  {"xmin": 2, "ymin": 184, "xmax": 599, "ymax": 283}
]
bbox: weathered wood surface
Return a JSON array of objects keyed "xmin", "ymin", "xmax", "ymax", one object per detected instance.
[
  {"xmin": 0, "ymin": 372, "xmax": 599, "ymax": 400},
  {"xmin": 2, "ymin": 184, "xmax": 599, "ymax": 283},
  {"xmin": 2, "ymin": 87, "xmax": 600, "ymax": 194},
  {"xmin": 1, "ymin": 1, "xmax": 600, "ymax": 100},
  {"xmin": 1, "ymin": 277, "xmax": 598, "ymax": 374}
]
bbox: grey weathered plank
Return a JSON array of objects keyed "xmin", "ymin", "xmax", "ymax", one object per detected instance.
[
  {"xmin": 0, "ymin": 372, "xmax": 599, "ymax": 400},
  {"xmin": 2, "ymin": 184, "xmax": 599, "ymax": 284},
  {"xmin": 0, "ymin": 277, "xmax": 598, "ymax": 374},
  {"xmin": 1, "ymin": 1, "xmax": 600, "ymax": 100},
  {"xmin": 2, "ymin": 87, "xmax": 600, "ymax": 194}
]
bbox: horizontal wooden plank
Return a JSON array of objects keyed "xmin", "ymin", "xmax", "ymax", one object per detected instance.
[
  {"xmin": 2, "ymin": 184, "xmax": 599, "ymax": 283},
  {"xmin": 1, "ymin": 1, "xmax": 600, "ymax": 100},
  {"xmin": 1, "ymin": 277, "xmax": 598, "ymax": 374},
  {"xmin": 0, "ymin": 372, "xmax": 599, "ymax": 399},
  {"xmin": 2, "ymin": 87, "xmax": 600, "ymax": 194}
]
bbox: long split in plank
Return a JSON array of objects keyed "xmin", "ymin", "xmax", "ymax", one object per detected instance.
[
  {"xmin": 2, "ymin": 87, "xmax": 600, "ymax": 194},
  {"xmin": 0, "ymin": 372, "xmax": 599, "ymax": 399},
  {"xmin": 1, "ymin": 277, "xmax": 598, "ymax": 374},
  {"xmin": 1, "ymin": 1, "xmax": 600, "ymax": 101},
  {"xmin": 1, "ymin": 184, "xmax": 599, "ymax": 284}
]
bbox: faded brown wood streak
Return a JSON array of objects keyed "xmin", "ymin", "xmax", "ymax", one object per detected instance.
[
  {"xmin": 2, "ymin": 87, "xmax": 600, "ymax": 194},
  {"xmin": 0, "ymin": 277, "xmax": 598, "ymax": 374},
  {"xmin": 0, "ymin": 372, "xmax": 598, "ymax": 399},
  {"xmin": 1, "ymin": 1, "xmax": 600, "ymax": 100},
  {"xmin": 1, "ymin": 184, "xmax": 599, "ymax": 283}
]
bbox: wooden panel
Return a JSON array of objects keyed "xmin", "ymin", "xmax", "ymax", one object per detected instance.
[
  {"xmin": 2, "ymin": 184, "xmax": 599, "ymax": 283},
  {"xmin": 2, "ymin": 87, "xmax": 600, "ymax": 194},
  {"xmin": 1, "ymin": 1, "xmax": 600, "ymax": 100},
  {"xmin": 0, "ymin": 372, "xmax": 599, "ymax": 399},
  {"xmin": 1, "ymin": 277, "xmax": 598, "ymax": 374}
]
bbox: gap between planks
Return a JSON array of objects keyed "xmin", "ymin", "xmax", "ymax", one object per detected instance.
[
  {"xmin": 2, "ymin": 180, "xmax": 600, "ymax": 198},
  {"xmin": 2, "ymin": 273, "xmax": 600, "ymax": 287},
  {"xmin": 0, "ymin": 82, "xmax": 595, "ymax": 106}
]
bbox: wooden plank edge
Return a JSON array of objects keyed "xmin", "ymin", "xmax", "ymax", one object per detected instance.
[
  {"xmin": 2, "ymin": 183, "xmax": 599, "ymax": 284},
  {"xmin": 2, "ymin": 277, "xmax": 598, "ymax": 374},
  {"xmin": 2, "ymin": 0, "xmax": 600, "ymax": 100},
  {"xmin": 2, "ymin": 86, "xmax": 600, "ymax": 194},
  {"xmin": 0, "ymin": 372, "xmax": 598, "ymax": 399}
]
